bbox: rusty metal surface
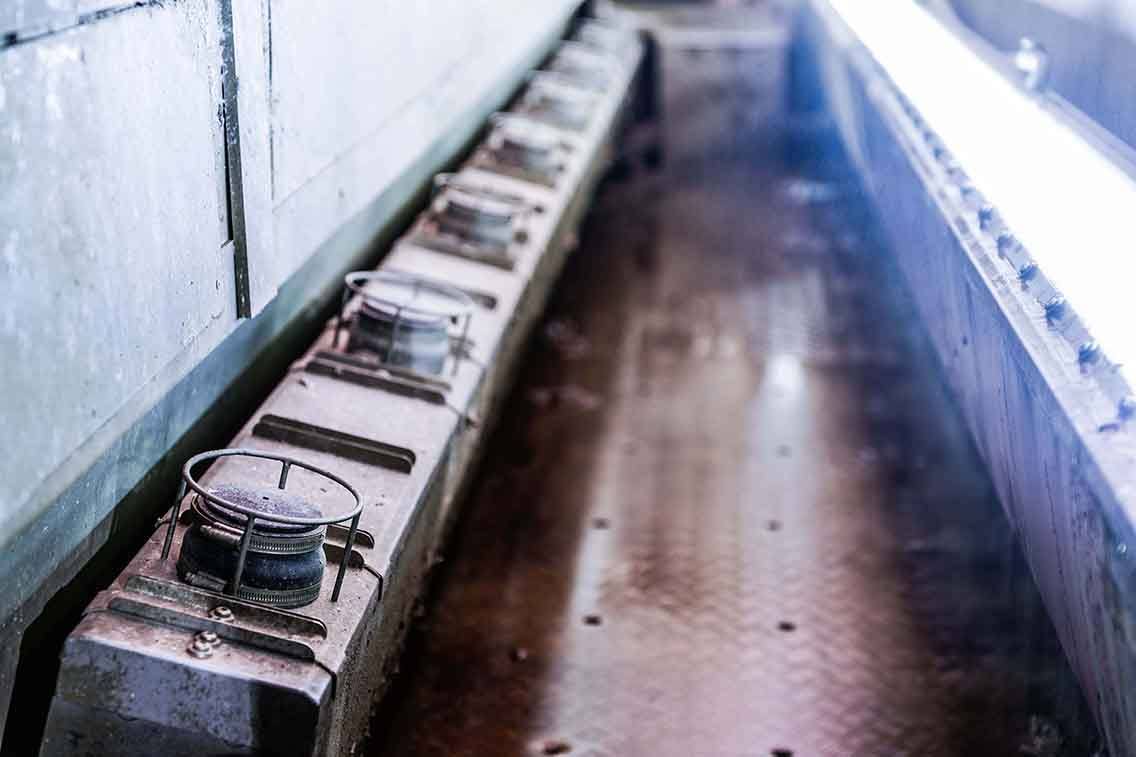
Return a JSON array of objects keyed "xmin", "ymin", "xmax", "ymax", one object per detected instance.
[{"xmin": 366, "ymin": 29, "xmax": 1101, "ymax": 757}]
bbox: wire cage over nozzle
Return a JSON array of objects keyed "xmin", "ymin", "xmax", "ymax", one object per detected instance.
[
  {"xmin": 160, "ymin": 448, "xmax": 364, "ymax": 606},
  {"xmin": 335, "ymin": 269, "xmax": 476, "ymax": 377}
]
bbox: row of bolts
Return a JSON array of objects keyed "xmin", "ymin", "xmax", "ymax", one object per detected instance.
[
  {"xmin": 925, "ymin": 36, "xmax": 1134, "ymax": 422},
  {"xmin": 187, "ymin": 605, "xmax": 234, "ymax": 659}
]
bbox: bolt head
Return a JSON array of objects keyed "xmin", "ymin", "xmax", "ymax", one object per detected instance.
[
  {"xmin": 1078, "ymin": 341, "xmax": 1101, "ymax": 365},
  {"xmin": 1120, "ymin": 396, "xmax": 1136, "ymax": 420},
  {"xmin": 996, "ymin": 231, "xmax": 1018, "ymax": 256},
  {"xmin": 978, "ymin": 205, "xmax": 997, "ymax": 231},
  {"xmin": 1015, "ymin": 38, "xmax": 1051, "ymax": 91},
  {"xmin": 196, "ymin": 630, "xmax": 220, "ymax": 646},
  {"xmin": 1044, "ymin": 296, "xmax": 1067, "ymax": 322},
  {"xmin": 209, "ymin": 605, "xmax": 234, "ymax": 621},
  {"xmin": 187, "ymin": 639, "xmax": 213, "ymax": 659}
]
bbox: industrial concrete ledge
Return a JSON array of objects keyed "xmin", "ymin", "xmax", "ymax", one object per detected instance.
[{"xmin": 0, "ymin": 2, "xmax": 589, "ymax": 749}]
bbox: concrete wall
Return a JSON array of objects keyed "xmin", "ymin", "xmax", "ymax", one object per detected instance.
[
  {"xmin": 0, "ymin": 0, "xmax": 579, "ymax": 738},
  {"xmin": 796, "ymin": 3, "xmax": 1136, "ymax": 752}
]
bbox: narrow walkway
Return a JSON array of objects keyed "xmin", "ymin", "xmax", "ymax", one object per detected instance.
[{"xmin": 367, "ymin": 29, "xmax": 1097, "ymax": 757}]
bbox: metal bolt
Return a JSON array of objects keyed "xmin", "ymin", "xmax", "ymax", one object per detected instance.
[
  {"xmin": 196, "ymin": 630, "xmax": 221, "ymax": 647},
  {"xmin": 1015, "ymin": 38, "xmax": 1051, "ymax": 92},
  {"xmin": 1119, "ymin": 396, "xmax": 1136, "ymax": 421},
  {"xmin": 978, "ymin": 205, "xmax": 998, "ymax": 231},
  {"xmin": 996, "ymin": 231, "xmax": 1018, "ymax": 257},
  {"xmin": 209, "ymin": 605, "xmax": 233, "ymax": 621},
  {"xmin": 944, "ymin": 163, "xmax": 967, "ymax": 184},
  {"xmin": 1018, "ymin": 262, "xmax": 1038, "ymax": 282},
  {"xmin": 187, "ymin": 638, "xmax": 214, "ymax": 659},
  {"xmin": 1078, "ymin": 341, "xmax": 1101, "ymax": 366},
  {"xmin": 1044, "ymin": 296, "xmax": 1067, "ymax": 323}
]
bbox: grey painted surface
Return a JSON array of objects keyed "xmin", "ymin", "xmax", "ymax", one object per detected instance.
[
  {"xmin": 946, "ymin": 0, "xmax": 1136, "ymax": 154},
  {"xmin": 799, "ymin": 3, "xmax": 1136, "ymax": 752},
  {"xmin": 0, "ymin": 0, "xmax": 581, "ymax": 738},
  {"xmin": 0, "ymin": 0, "xmax": 237, "ymax": 539}
]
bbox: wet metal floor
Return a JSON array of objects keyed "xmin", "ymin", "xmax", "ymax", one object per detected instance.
[{"xmin": 367, "ymin": 25, "xmax": 1099, "ymax": 757}]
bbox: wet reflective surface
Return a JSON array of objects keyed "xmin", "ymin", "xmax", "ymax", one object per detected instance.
[{"xmin": 366, "ymin": 26, "xmax": 1100, "ymax": 757}]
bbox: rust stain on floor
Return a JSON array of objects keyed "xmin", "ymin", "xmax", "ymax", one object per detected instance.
[{"xmin": 366, "ymin": 25, "xmax": 1099, "ymax": 757}]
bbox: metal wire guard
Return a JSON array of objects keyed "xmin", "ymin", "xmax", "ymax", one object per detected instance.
[
  {"xmin": 336, "ymin": 270, "xmax": 475, "ymax": 376},
  {"xmin": 344, "ymin": 270, "xmax": 474, "ymax": 324},
  {"xmin": 488, "ymin": 112, "xmax": 563, "ymax": 148},
  {"xmin": 433, "ymin": 173, "xmax": 541, "ymax": 215},
  {"xmin": 554, "ymin": 42, "xmax": 616, "ymax": 71},
  {"xmin": 160, "ymin": 448, "xmax": 364, "ymax": 602},
  {"xmin": 520, "ymin": 75, "xmax": 598, "ymax": 127}
]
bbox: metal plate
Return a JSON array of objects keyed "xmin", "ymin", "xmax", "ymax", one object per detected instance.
[{"xmin": 366, "ymin": 18, "xmax": 1100, "ymax": 757}]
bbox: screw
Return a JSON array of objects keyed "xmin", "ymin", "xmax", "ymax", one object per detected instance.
[
  {"xmin": 187, "ymin": 638, "xmax": 214, "ymax": 659},
  {"xmin": 209, "ymin": 605, "xmax": 233, "ymax": 621},
  {"xmin": 1078, "ymin": 341, "xmax": 1101, "ymax": 366},
  {"xmin": 1119, "ymin": 396, "xmax": 1136, "ymax": 421},
  {"xmin": 996, "ymin": 231, "xmax": 1019, "ymax": 257},
  {"xmin": 1044, "ymin": 296, "xmax": 1067, "ymax": 323},
  {"xmin": 1015, "ymin": 38, "xmax": 1051, "ymax": 92},
  {"xmin": 1018, "ymin": 262, "xmax": 1038, "ymax": 282},
  {"xmin": 978, "ymin": 205, "xmax": 998, "ymax": 231},
  {"xmin": 944, "ymin": 163, "xmax": 967, "ymax": 184},
  {"xmin": 196, "ymin": 630, "xmax": 221, "ymax": 647}
]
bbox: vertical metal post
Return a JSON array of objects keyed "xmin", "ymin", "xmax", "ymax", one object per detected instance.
[
  {"xmin": 331, "ymin": 514, "xmax": 361, "ymax": 602},
  {"xmin": 161, "ymin": 480, "xmax": 189, "ymax": 560},
  {"xmin": 455, "ymin": 313, "xmax": 472, "ymax": 376},
  {"xmin": 334, "ymin": 285, "xmax": 352, "ymax": 350},
  {"xmin": 278, "ymin": 461, "xmax": 291, "ymax": 489},
  {"xmin": 387, "ymin": 306, "xmax": 405, "ymax": 366},
  {"xmin": 230, "ymin": 516, "xmax": 256, "ymax": 597}
]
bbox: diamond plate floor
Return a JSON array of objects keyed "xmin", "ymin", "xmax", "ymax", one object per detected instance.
[{"xmin": 365, "ymin": 25, "xmax": 1100, "ymax": 757}]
